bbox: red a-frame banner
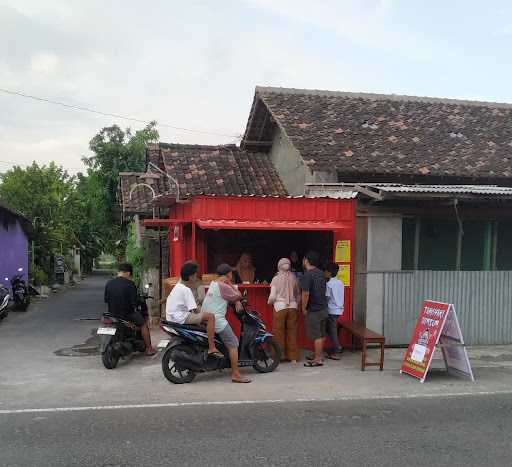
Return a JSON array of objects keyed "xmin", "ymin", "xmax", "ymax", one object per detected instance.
[{"xmin": 401, "ymin": 299, "xmax": 474, "ymax": 383}]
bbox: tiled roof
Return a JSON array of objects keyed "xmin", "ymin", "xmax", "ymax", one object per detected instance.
[
  {"xmin": 148, "ymin": 143, "xmax": 287, "ymax": 197},
  {"xmin": 243, "ymin": 86, "xmax": 512, "ymax": 184},
  {"xmin": 118, "ymin": 172, "xmax": 165, "ymax": 216}
]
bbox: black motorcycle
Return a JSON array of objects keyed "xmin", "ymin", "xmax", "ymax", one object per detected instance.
[
  {"xmin": 160, "ymin": 295, "xmax": 281, "ymax": 384},
  {"xmin": 10, "ymin": 268, "xmax": 30, "ymax": 311},
  {"xmin": 98, "ymin": 284, "xmax": 152, "ymax": 369},
  {"xmin": 0, "ymin": 281, "xmax": 10, "ymax": 321}
]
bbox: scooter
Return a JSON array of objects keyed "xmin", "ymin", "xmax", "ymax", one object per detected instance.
[
  {"xmin": 159, "ymin": 294, "xmax": 281, "ymax": 384},
  {"xmin": 0, "ymin": 281, "xmax": 10, "ymax": 321},
  {"xmin": 9, "ymin": 268, "xmax": 30, "ymax": 311},
  {"xmin": 97, "ymin": 284, "xmax": 152, "ymax": 369}
]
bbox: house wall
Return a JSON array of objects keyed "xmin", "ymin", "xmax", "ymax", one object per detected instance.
[
  {"xmin": 0, "ymin": 219, "xmax": 28, "ymax": 286},
  {"xmin": 269, "ymin": 129, "xmax": 307, "ymax": 195},
  {"xmin": 353, "ymin": 216, "xmax": 368, "ymax": 325},
  {"xmin": 364, "ymin": 215, "xmax": 402, "ymax": 334},
  {"xmin": 383, "ymin": 270, "xmax": 512, "ymax": 345}
]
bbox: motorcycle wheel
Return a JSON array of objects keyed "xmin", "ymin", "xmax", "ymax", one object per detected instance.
[
  {"xmin": 102, "ymin": 341, "xmax": 120, "ymax": 369},
  {"xmin": 14, "ymin": 297, "xmax": 30, "ymax": 311},
  {"xmin": 162, "ymin": 345, "xmax": 196, "ymax": 384},
  {"xmin": 253, "ymin": 338, "xmax": 281, "ymax": 373}
]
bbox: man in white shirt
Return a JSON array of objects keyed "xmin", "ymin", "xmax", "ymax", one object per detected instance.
[
  {"xmin": 324, "ymin": 262, "xmax": 345, "ymax": 360},
  {"xmin": 166, "ymin": 262, "xmax": 221, "ymax": 357}
]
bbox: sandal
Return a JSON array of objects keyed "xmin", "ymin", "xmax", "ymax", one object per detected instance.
[
  {"xmin": 306, "ymin": 354, "xmax": 315, "ymax": 361},
  {"xmin": 232, "ymin": 377, "xmax": 252, "ymax": 383},
  {"xmin": 145, "ymin": 348, "xmax": 157, "ymax": 357},
  {"xmin": 304, "ymin": 361, "xmax": 323, "ymax": 367},
  {"xmin": 326, "ymin": 353, "xmax": 340, "ymax": 361}
]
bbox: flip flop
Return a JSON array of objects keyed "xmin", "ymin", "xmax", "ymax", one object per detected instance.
[
  {"xmin": 145, "ymin": 349, "xmax": 157, "ymax": 357},
  {"xmin": 304, "ymin": 361, "xmax": 323, "ymax": 367},
  {"xmin": 326, "ymin": 354, "xmax": 340, "ymax": 361},
  {"xmin": 232, "ymin": 378, "xmax": 252, "ymax": 383},
  {"xmin": 306, "ymin": 354, "xmax": 315, "ymax": 361}
]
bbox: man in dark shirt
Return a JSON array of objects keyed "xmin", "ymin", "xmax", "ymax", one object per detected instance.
[
  {"xmin": 104, "ymin": 263, "xmax": 156, "ymax": 356},
  {"xmin": 301, "ymin": 251, "xmax": 328, "ymax": 367}
]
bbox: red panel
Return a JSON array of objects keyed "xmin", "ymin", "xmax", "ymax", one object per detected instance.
[
  {"xmin": 168, "ymin": 195, "xmax": 357, "ymax": 350},
  {"xmin": 196, "ymin": 219, "xmax": 350, "ymax": 230},
  {"xmin": 190, "ymin": 196, "xmax": 355, "ymax": 223}
]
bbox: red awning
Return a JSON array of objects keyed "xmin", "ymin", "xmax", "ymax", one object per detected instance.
[
  {"xmin": 195, "ymin": 219, "xmax": 349, "ymax": 231},
  {"xmin": 143, "ymin": 219, "xmax": 191, "ymax": 227}
]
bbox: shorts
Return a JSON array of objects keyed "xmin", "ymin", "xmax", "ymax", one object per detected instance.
[
  {"xmin": 306, "ymin": 309, "xmax": 328, "ymax": 341},
  {"xmin": 218, "ymin": 324, "xmax": 239, "ymax": 349},
  {"xmin": 184, "ymin": 312, "xmax": 206, "ymax": 325},
  {"xmin": 126, "ymin": 311, "xmax": 146, "ymax": 327}
]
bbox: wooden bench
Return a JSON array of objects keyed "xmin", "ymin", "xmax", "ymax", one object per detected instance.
[{"xmin": 339, "ymin": 322, "xmax": 385, "ymax": 371}]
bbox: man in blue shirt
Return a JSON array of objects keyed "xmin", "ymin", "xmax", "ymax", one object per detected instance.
[{"xmin": 324, "ymin": 263, "xmax": 345, "ymax": 360}]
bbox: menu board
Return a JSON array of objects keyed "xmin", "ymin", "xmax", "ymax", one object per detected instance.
[
  {"xmin": 336, "ymin": 264, "xmax": 351, "ymax": 287},
  {"xmin": 401, "ymin": 300, "xmax": 474, "ymax": 383},
  {"xmin": 335, "ymin": 240, "xmax": 351, "ymax": 263}
]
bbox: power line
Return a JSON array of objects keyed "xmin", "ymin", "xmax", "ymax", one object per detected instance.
[{"xmin": 0, "ymin": 87, "xmax": 242, "ymax": 139}]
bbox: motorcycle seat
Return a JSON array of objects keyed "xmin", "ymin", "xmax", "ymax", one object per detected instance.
[{"xmin": 161, "ymin": 320, "xmax": 206, "ymax": 332}]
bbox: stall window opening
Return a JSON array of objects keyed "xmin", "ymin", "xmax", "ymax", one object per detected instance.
[{"xmin": 203, "ymin": 229, "xmax": 334, "ymax": 282}]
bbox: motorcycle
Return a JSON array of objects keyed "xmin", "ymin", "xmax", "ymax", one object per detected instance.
[
  {"xmin": 0, "ymin": 280, "xmax": 10, "ymax": 321},
  {"xmin": 97, "ymin": 284, "xmax": 152, "ymax": 369},
  {"xmin": 9, "ymin": 268, "xmax": 30, "ymax": 311},
  {"xmin": 159, "ymin": 293, "xmax": 281, "ymax": 384}
]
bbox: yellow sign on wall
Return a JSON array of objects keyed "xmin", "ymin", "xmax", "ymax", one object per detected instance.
[
  {"xmin": 335, "ymin": 240, "xmax": 351, "ymax": 263},
  {"xmin": 336, "ymin": 264, "xmax": 351, "ymax": 286}
]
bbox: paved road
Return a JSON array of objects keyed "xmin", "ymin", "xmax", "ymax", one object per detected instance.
[
  {"xmin": 1, "ymin": 394, "xmax": 512, "ymax": 466},
  {"xmin": 2, "ymin": 273, "xmax": 512, "ymax": 465}
]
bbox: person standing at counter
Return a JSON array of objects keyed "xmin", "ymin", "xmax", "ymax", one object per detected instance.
[
  {"xmin": 289, "ymin": 251, "xmax": 303, "ymax": 279},
  {"xmin": 301, "ymin": 251, "xmax": 328, "ymax": 367},
  {"xmin": 233, "ymin": 252, "xmax": 256, "ymax": 284},
  {"xmin": 324, "ymin": 263, "xmax": 344, "ymax": 360},
  {"xmin": 268, "ymin": 258, "xmax": 301, "ymax": 364},
  {"xmin": 202, "ymin": 263, "xmax": 252, "ymax": 383}
]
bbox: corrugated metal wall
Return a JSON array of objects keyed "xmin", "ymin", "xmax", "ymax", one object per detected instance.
[{"xmin": 383, "ymin": 271, "xmax": 512, "ymax": 345}]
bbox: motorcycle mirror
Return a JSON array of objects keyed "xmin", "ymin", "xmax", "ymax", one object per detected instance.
[{"xmin": 18, "ymin": 267, "xmax": 23, "ymax": 272}]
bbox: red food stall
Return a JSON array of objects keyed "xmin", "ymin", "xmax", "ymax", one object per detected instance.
[{"xmin": 145, "ymin": 195, "xmax": 356, "ymax": 348}]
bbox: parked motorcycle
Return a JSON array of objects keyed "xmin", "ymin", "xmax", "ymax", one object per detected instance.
[
  {"xmin": 159, "ymin": 294, "xmax": 281, "ymax": 384},
  {"xmin": 9, "ymin": 268, "xmax": 30, "ymax": 311},
  {"xmin": 0, "ymin": 281, "xmax": 10, "ymax": 321},
  {"xmin": 98, "ymin": 284, "xmax": 152, "ymax": 369}
]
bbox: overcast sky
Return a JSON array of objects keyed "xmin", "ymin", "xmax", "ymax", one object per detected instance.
[{"xmin": 1, "ymin": 0, "xmax": 512, "ymax": 174}]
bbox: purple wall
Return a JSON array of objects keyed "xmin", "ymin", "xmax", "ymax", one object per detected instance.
[{"xmin": 0, "ymin": 219, "xmax": 29, "ymax": 286}]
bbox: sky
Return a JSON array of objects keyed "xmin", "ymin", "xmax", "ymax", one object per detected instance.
[{"xmin": 1, "ymin": 0, "xmax": 512, "ymax": 174}]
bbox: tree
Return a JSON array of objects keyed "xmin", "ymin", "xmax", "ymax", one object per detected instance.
[
  {"xmin": 0, "ymin": 122, "xmax": 159, "ymax": 279},
  {"xmin": 0, "ymin": 162, "xmax": 76, "ymax": 277},
  {"xmin": 83, "ymin": 122, "xmax": 159, "ymax": 255}
]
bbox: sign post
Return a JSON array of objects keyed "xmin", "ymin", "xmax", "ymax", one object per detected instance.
[{"xmin": 400, "ymin": 299, "xmax": 474, "ymax": 383}]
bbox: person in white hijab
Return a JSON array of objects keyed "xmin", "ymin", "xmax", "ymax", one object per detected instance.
[{"xmin": 268, "ymin": 258, "xmax": 301, "ymax": 363}]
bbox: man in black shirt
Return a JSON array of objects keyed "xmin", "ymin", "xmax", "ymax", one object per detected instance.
[
  {"xmin": 301, "ymin": 251, "xmax": 328, "ymax": 367},
  {"xmin": 104, "ymin": 263, "xmax": 156, "ymax": 356}
]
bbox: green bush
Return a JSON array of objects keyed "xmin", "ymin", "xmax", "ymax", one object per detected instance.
[
  {"xmin": 125, "ymin": 222, "xmax": 145, "ymax": 285},
  {"xmin": 32, "ymin": 265, "xmax": 48, "ymax": 286}
]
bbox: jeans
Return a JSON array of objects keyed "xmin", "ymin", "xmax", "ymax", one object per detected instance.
[{"xmin": 326, "ymin": 314, "xmax": 342, "ymax": 353}]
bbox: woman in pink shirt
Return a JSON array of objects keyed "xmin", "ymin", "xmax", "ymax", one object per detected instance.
[{"xmin": 268, "ymin": 258, "xmax": 301, "ymax": 363}]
